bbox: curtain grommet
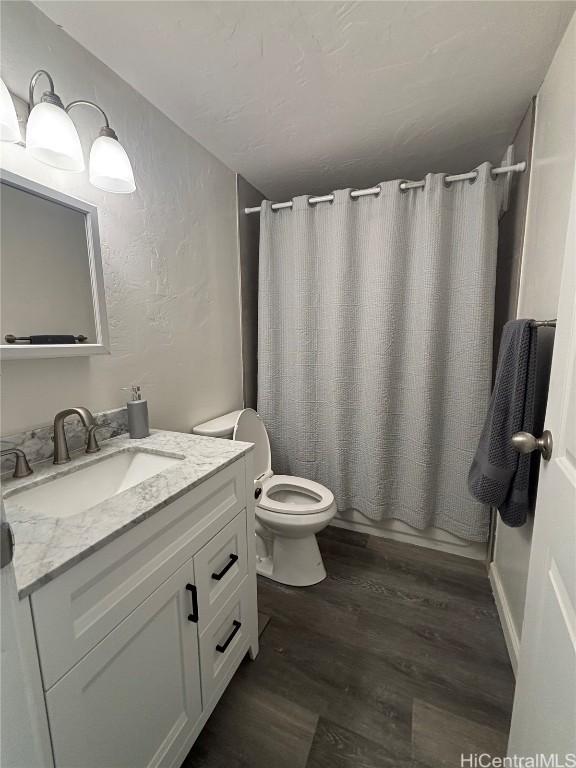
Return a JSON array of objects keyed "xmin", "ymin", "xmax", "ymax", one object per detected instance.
[
  {"xmin": 468, "ymin": 172, "xmax": 479, "ymax": 185},
  {"xmin": 442, "ymin": 175, "xmax": 453, "ymax": 189},
  {"xmin": 399, "ymin": 181, "xmax": 409, "ymax": 193}
]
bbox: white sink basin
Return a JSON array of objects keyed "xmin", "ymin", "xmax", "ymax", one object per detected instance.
[{"xmin": 8, "ymin": 451, "xmax": 183, "ymax": 519}]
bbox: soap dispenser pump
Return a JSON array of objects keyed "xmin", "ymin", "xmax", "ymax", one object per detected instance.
[{"xmin": 122, "ymin": 385, "xmax": 150, "ymax": 439}]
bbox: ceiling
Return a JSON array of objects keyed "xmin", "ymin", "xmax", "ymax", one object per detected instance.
[{"xmin": 36, "ymin": 1, "xmax": 574, "ymax": 200}]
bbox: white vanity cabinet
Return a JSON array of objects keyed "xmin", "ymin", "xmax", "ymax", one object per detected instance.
[{"xmin": 26, "ymin": 453, "xmax": 258, "ymax": 768}]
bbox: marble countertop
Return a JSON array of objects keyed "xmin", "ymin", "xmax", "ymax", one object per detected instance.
[{"xmin": 2, "ymin": 430, "xmax": 253, "ymax": 598}]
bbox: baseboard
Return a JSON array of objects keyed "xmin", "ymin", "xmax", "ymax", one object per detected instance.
[
  {"xmin": 489, "ymin": 562, "xmax": 520, "ymax": 675},
  {"xmin": 330, "ymin": 515, "xmax": 488, "ymax": 561}
]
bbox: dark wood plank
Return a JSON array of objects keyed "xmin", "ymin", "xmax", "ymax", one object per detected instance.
[
  {"xmin": 412, "ymin": 699, "xmax": 508, "ymax": 767},
  {"xmin": 318, "ymin": 534, "xmax": 495, "ymax": 608},
  {"xmin": 258, "ymin": 610, "xmax": 271, "ymax": 636},
  {"xmin": 242, "ymin": 615, "xmax": 414, "ymax": 756},
  {"xmin": 306, "ymin": 717, "xmax": 422, "ymax": 768},
  {"xmin": 186, "ymin": 672, "xmax": 318, "ymax": 768},
  {"xmin": 321, "ymin": 525, "xmax": 370, "ymax": 549}
]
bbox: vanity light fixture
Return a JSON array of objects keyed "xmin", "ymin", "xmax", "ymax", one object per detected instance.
[
  {"xmin": 18, "ymin": 69, "xmax": 135, "ymax": 193},
  {"xmin": 66, "ymin": 100, "xmax": 135, "ymax": 194},
  {"xmin": 26, "ymin": 70, "xmax": 84, "ymax": 171},
  {"xmin": 0, "ymin": 77, "xmax": 21, "ymax": 142}
]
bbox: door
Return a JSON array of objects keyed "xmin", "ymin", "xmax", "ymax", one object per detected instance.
[
  {"xmin": 46, "ymin": 557, "xmax": 202, "ymax": 768},
  {"xmin": 507, "ymin": 172, "xmax": 576, "ymax": 756},
  {"xmin": 0, "ymin": 502, "xmax": 53, "ymax": 768}
]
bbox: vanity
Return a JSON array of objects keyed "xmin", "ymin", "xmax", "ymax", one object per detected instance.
[{"xmin": 3, "ymin": 430, "xmax": 258, "ymax": 768}]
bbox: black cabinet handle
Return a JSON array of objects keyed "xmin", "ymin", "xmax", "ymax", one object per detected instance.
[
  {"xmin": 186, "ymin": 583, "xmax": 199, "ymax": 623},
  {"xmin": 216, "ymin": 620, "xmax": 242, "ymax": 653},
  {"xmin": 211, "ymin": 553, "xmax": 238, "ymax": 581}
]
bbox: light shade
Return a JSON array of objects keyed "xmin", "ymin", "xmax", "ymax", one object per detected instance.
[
  {"xmin": 26, "ymin": 101, "xmax": 84, "ymax": 171},
  {"xmin": 89, "ymin": 134, "xmax": 135, "ymax": 193},
  {"xmin": 0, "ymin": 78, "xmax": 20, "ymax": 142}
]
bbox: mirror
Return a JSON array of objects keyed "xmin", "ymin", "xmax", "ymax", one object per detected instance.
[{"xmin": 0, "ymin": 171, "xmax": 109, "ymax": 359}]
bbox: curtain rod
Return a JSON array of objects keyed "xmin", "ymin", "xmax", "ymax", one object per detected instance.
[
  {"xmin": 531, "ymin": 319, "xmax": 556, "ymax": 328},
  {"xmin": 244, "ymin": 161, "xmax": 526, "ymax": 214}
]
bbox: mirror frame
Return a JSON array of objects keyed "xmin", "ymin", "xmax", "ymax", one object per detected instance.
[{"xmin": 0, "ymin": 169, "xmax": 110, "ymax": 359}]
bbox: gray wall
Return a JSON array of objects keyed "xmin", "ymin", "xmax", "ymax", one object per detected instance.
[{"xmin": 236, "ymin": 175, "xmax": 265, "ymax": 409}]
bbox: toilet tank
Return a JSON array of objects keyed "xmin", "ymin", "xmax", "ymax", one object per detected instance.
[{"xmin": 192, "ymin": 410, "xmax": 242, "ymax": 439}]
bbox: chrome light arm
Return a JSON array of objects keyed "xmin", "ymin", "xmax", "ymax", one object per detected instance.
[{"xmin": 66, "ymin": 100, "xmax": 119, "ymax": 140}]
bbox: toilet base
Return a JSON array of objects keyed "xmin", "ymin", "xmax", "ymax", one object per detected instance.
[{"xmin": 256, "ymin": 533, "xmax": 327, "ymax": 587}]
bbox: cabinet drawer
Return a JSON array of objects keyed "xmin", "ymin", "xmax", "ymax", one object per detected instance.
[
  {"xmin": 199, "ymin": 579, "xmax": 251, "ymax": 707},
  {"xmin": 194, "ymin": 509, "xmax": 248, "ymax": 629},
  {"xmin": 33, "ymin": 459, "xmax": 246, "ymax": 689}
]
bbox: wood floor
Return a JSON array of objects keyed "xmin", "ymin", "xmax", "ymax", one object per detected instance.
[{"xmin": 183, "ymin": 527, "xmax": 515, "ymax": 768}]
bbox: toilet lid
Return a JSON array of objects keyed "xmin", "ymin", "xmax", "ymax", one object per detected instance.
[{"xmin": 233, "ymin": 409, "xmax": 271, "ymax": 481}]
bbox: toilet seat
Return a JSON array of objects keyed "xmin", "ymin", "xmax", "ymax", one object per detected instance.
[
  {"xmin": 233, "ymin": 409, "xmax": 335, "ymax": 517},
  {"xmin": 259, "ymin": 475, "xmax": 334, "ymax": 515}
]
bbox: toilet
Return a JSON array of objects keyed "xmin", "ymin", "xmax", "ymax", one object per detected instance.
[{"xmin": 193, "ymin": 409, "xmax": 336, "ymax": 586}]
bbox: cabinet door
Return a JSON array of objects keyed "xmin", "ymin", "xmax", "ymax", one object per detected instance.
[{"xmin": 46, "ymin": 559, "xmax": 202, "ymax": 768}]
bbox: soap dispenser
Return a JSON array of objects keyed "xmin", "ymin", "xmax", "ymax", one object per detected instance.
[{"xmin": 122, "ymin": 385, "xmax": 150, "ymax": 439}]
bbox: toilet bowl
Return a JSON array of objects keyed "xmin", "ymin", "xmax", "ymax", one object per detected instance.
[{"xmin": 193, "ymin": 409, "xmax": 336, "ymax": 586}]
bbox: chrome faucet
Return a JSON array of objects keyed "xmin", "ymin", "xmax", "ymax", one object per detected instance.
[
  {"xmin": 53, "ymin": 407, "xmax": 101, "ymax": 465},
  {"xmin": 1, "ymin": 447, "xmax": 33, "ymax": 478}
]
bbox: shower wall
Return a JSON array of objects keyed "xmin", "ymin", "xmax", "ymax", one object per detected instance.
[
  {"xmin": 236, "ymin": 175, "xmax": 265, "ymax": 409},
  {"xmin": 492, "ymin": 102, "xmax": 535, "ymax": 373}
]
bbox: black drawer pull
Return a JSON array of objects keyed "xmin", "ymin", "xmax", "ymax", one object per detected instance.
[
  {"xmin": 211, "ymin": 553, "xmax": 238, "ymax": 581},
  {"xmin": 186, "ymin": 583, "xmax": 199, "ymax": 623},
  {"xmin": 216, "ymin": 620, "xmax": 242, "ymax": 653}
]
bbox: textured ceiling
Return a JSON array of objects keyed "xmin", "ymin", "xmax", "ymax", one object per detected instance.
[{"xmin": 36, "ymin": 1, "xmax": 574, "ymax": 200}]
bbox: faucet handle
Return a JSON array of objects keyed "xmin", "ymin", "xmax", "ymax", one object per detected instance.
[
  {"xmin": 1, "ymin": 447, "xmax": 33, "ymax": 478},
  {"xmin": 86, "ymin": 425, "xmax": 101, "ymax": 454}
]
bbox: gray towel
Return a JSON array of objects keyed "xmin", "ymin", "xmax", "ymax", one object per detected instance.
[{"xmin": 468, "ymin": 319, "xmax": 537, "ymax": 527}]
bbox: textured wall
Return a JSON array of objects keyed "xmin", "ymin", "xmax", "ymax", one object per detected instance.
[{"xmin": 0, "ymin": 2, "xmax": 243, "ymax": 435}]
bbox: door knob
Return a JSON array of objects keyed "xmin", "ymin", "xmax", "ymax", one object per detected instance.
[{"xmin": 511, "ymin": 430, "xmax": 553, "ymax": 461}]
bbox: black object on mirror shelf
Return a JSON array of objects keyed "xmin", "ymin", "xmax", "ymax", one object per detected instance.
[{"xmin": 4, "ymin": 334, "xmax": 88, "ymax": 344}]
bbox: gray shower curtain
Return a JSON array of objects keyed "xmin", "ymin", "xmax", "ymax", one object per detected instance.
[{"xmin": 258, "ymin": 163, "xmax": 502, "ymax": 541}]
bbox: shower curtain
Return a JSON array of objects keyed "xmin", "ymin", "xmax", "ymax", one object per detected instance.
[{"xmin": 258, "ymin": 163, "xmax": 502, "ymax": 541}]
